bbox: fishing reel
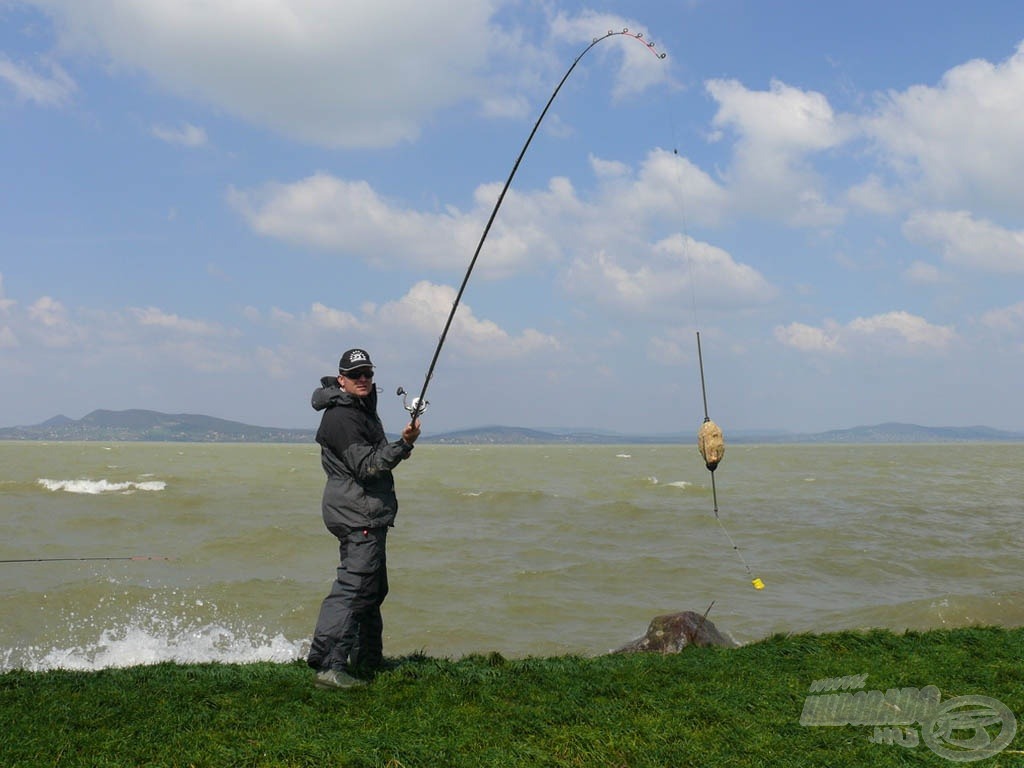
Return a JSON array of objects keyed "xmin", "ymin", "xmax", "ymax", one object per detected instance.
[{"xmin": 396, "ymin": 387, "xmax": 428, "ymax": 417}]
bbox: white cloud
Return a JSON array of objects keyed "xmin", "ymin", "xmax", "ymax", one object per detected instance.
[
  {"xmin": 228, "ymin": 172, "xmax": 563, "ymax": 278},
  {"xmin": 705, "ymin": 77, "xmax": 850, "ymax": 226},
  {"xmin": 565, "ymin": 234, "xmax": 775, "ymax": 314},
  {"xmin": 980, "ymin": 301, "xmax": 1024, "ymax": 333},
  {"xmin": 548, "ymin": 11, "xmax": 671, "ymax": 100},
  {"xmin": 28, "ymin": 296, "xmax": 67, "ymax": 327},
  {"xmin": 846, "ymin": 174, "xmax": 907, "ymax": 216},
  {"xmin": 0, "ymin": 54, "xmax": 75, "ymax": 106},
  {"xmin": 903, "ymin": 260, "xmax": 951, "ymax": 285},
  {"xmin": 0, "ymin": 326, "xmax": 18, "ymax": 349},
  {"xmin": 372, "ymin": 281, "xmax": 560, "ymax": 360},
  {"xmin": 902, "ymin": 210, "xmax": 1024, "ymax": 273},
  {"xmin": 0, "ymin": 274, "xmax": 15, "ymax": 314},
  {"xmin": 26, "ymin": 296, "xmax": 75, "ymax": 347},
  {"xmin": 129, "ymin": 307, "xmax": 225, "ymax": 336},
  {"xmin": 774, "ymin": 321, "xmax": 841, "ymax": 352},
  {"xmin": 25, "ymin": 0, "xmax": 507, "ymax": 148},
  {"xmin": 776, "ymin": 311, "xmax": 956, "ymax": 354},
  {"xmin": 589, "ymin": 155, "xmax": 630, "ymax": 179},
  {"xmin": 308, "ymin": 302, "xmax": 361, "ymax": 332},
  {"xmin": 863, "ymin": 42, "xmax": 1024, "ymax": 210},
  {"xmin": 599, "ymin": 148, "xmax": 728, "ymax": 229},
  {"xmin": 152, "ymin": 122, "xmax": 208, "ymax": 147},
  {"xmin": 229, "ymin": 147, "xmax": 730, "ymax": 285},
  {"xmin": 848, "ymin": 311, "xmax": 955, "ymax": 350}
]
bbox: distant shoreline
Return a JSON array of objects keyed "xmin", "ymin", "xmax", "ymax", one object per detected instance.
[{"xmin": 1, "ymin": 409, "xmax": 1023, "ymax": 445}]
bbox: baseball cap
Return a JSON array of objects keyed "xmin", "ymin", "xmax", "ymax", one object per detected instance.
[{"xmin": 339, "ymin": 348, "xmax": 374, "ymax": 372}]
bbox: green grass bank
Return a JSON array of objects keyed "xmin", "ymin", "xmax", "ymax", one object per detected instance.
[{"xmin": 2, "ymin": 627, "xmax": 1022, "ymax": 767}]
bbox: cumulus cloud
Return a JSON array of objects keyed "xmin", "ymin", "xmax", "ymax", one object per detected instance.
[
  {"xmin": 308, "ymin": 302, "xmax": 362, "ymax": 332},
  {"xmin": 848, "ymin": 311, "xmax": 955, "ymax": 349},
  {"xmin": 27, "ymin": 296, "xmax": 67, "ymax": 327},
  {"xmin": 565, "ymin": 234, "xmax": 775, "ymax": 314},
  {"xmin": 26, "ymin": 296, "xmax": 76, "ymax": 347},
  {"xmin": 129, "ymin": 307, "xmax": 225, "ymax": 336},
  {"xmin": 229, "ymin": 145, "xmax": 734, "ymax": 289},
  {"xmin": 774, "ymin": 321, "xmax": 841, "ymax": 352},
  {"xmin": 776, "ymin": 311, "xmax": 956, "ymax": 354},
  {"xmin": 372, "ymin": 281, "xmax": 560, "ymax": 359},
  {"xmin": 846, "ymin": 174, "xmax": 909, "ymax": 216},
  {"xmin": 706, "ymin": 77, "xmax": 850, "ymax": 226},
  {"xmin": 23, "ymin": 1, "xmax": 662, "ymax": 150},
  {"xmin": 902, "ymin": 210, "xmax": 1024, "ymax": 273},
  {"xmin": 595, "ymin": 148, "xmax": 728, "ymax": 230},
  {"xmin": 228, "ymin": 173, "xmax": 563, "ymax": 277},
  {"xmin": 25, "ymin": 0, "xmax": 501, "ymax": 148},
  {"xmin": 863, "ymin": 42, "xmax": 1024, "ymax": 210}
]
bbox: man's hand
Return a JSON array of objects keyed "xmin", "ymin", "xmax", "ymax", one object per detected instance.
[{"xmin": 402, "ymin": 420, "xmax": 421, "ymax": 445}]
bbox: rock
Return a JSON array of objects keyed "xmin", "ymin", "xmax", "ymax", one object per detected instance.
[{"xmin": 614, "ymin": 611, "xmax": 738, "ymax": 653}]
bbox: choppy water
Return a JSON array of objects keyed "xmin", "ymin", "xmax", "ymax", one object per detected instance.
[{"xmin": 2, "ymin": 441, "xmax": 1022, "ymax": 671}]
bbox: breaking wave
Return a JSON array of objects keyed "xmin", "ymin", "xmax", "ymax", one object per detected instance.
[{"xmin": 37, "ymin": 478, "xmax": 167, "ymax": 494}]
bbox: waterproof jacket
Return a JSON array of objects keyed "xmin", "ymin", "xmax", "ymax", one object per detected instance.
[{"xmin": 312, "ymin": 376, "xmax": 413, "ymax": 533}]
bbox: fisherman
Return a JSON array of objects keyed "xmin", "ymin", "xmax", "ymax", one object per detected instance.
[{"xmin": 307, "ymin": 348, "xmax": 421, "ymax": 690}]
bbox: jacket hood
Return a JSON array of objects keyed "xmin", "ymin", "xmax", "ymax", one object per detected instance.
[{"xmin": 312, "ymin": 376, "xmax": 379, "ymax": 412}]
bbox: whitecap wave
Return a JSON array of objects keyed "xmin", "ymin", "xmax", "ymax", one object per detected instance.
[
  {"xmin": 38, "ymin": 478, "xmax": 167, "ymax": 494},
  {"xmin": 5, "ymin": 623, "xmax": 304, "ymax": 671}
]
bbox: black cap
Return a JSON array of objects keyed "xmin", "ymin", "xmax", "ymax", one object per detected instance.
[{"xmin": 339, "ymin": 348, "xmax": 374, "ymax": 372}]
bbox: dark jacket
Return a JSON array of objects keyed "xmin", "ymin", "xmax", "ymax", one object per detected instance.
[{"xmin": 312, "ymin": 376, "xmax": 413, "ymax": 533}]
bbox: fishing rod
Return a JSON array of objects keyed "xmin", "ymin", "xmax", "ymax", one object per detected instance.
[
  {"xmin": 397, "ymin": 29, "xmax": 666, "ymax": 423},
  {"xmin": 0, "ymin": 555, "xmax": 172, "ymax": 564}
]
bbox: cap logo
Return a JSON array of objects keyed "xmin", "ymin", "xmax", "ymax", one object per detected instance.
[{"xmin": 349, "ymin": 350, "xmax": 368, "ymax": 363}]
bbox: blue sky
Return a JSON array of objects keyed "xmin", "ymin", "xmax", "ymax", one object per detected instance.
[{"xmin": 2, "ymin": 1, "xmax": 1023, "ymax": 436}]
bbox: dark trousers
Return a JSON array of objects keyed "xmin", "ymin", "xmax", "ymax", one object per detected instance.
[{"xmin": 308, "ymin": 526, "xmax": 389, "ymax": 672}]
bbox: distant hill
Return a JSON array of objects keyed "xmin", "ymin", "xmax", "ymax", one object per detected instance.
[
  {"xmin": 0, "ymin": 409, "xmax": 314, "ymax": 443},
  {"xmin": 758, "ymin": 421, "xmax": 1024, "ymax": 444},
  {"xmin": 0, "ymin": 411, "xmax": 1022, "ymax": 444},
  {"xmin": 424, "ymin": 423, "xmax": 1024, "ymax": 445}
]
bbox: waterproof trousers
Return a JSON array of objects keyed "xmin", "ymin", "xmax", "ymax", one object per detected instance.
[{"xmin": 307, "ymin": 526, "xmax": 388, "ymax": 673}]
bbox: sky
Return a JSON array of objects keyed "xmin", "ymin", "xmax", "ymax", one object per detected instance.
[{"xmin": 2, "ymin": 1, "xmax": 1023, "ymax": 436}]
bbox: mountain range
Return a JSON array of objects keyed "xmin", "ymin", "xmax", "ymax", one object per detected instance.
[{"xmin": 1, "ymin": 409, "xmax": 1023, "ymax": 444}]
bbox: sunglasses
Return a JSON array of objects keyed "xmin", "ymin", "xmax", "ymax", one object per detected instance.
[{"xmin": 343, "ymin": 369, "xmax": 374, "ymax": 380}]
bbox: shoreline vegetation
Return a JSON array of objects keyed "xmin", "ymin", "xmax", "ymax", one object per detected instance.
[
  {"xmin": 2, "ymin": 627, "xmax": 1022, "ymax": 767},
  {"xmin": 2, "ymin": 408, "xmax": 1024, "ymax": 444}
]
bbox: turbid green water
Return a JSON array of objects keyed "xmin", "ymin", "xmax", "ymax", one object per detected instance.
[{"xmin": 2, "ymin": 441, "xmax": 1022, "ymax": 670}]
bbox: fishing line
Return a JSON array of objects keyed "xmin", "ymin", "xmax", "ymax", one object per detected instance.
[
  {"xmin": 397, "ymin": 29, "xmax": 666, "ymax": 424},
  {"xmin": 671, "ymin": 121, "xmax": 764, "ymax": 591},
  {"xmin": 0, "ymin": 555, "xmax": 172, "ymax": 564}
]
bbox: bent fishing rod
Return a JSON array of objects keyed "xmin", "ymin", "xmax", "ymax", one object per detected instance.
[{"xmin": 397, "ymin": 29, "xmax": 666, "ymax": 423}]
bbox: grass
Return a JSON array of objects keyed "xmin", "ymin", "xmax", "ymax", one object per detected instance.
[{"xmin": 2, "ymin": 627, "xmax": 1023, "ymax": 767}]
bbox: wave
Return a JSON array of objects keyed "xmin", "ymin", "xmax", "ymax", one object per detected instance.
[
  {"xmin": 37, "ymin": 478, "xmax": 167, "ymax": 495},
  {"xmin": 2, "ymin": 622, "xmax": 304, "ymax": 672},
  {"xmin": 0, "ymin": 586, "xmax": 308, "ymax": 672}
]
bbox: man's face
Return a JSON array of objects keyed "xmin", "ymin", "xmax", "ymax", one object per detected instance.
[{"xmin": 338, "ymin": 368, "xmax": 374, "ymax": 397}]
